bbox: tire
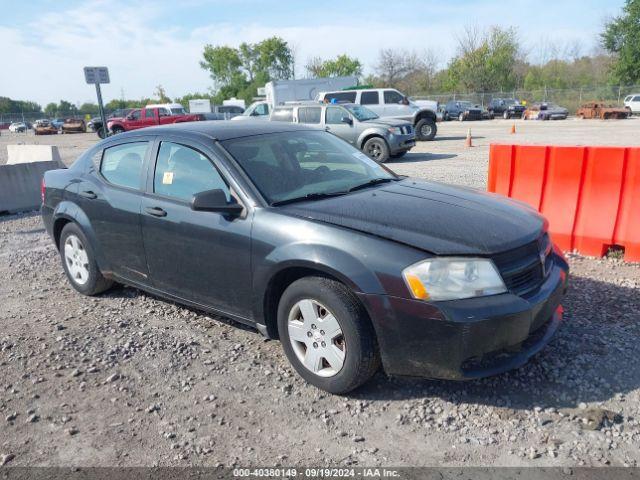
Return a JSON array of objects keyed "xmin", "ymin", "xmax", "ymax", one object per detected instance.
[
  {"xmin": 97, "ymin": 127, "xmax": 106, "ymax": 139},
  {"xmin": 277, "ymin": 276, "xmax": 380, "ymax": 394},
  {"xmin": 443, "ymin": 112, "xmax": 450, "ymax": 121},
  {"xmin": 362, "ymin": 137, "xmax": 390, "ymax": 163},
  {"xmin": 59, "ymin": 223, "xmax": 113, "ymax": 296},
  {"xmin": 458, "ymin": 113, "xmax": 465, "ymax": 122},
  {"xmin": 111, "ymin": 125, "xmax": 124, "ymax": 134},
  {"xmin": 390, "ymin": 151, "xmax": 408, "ymax": 159},
  {"xmin": 415, "ymin": 117, "xmax": 437, "ymax": 141}
]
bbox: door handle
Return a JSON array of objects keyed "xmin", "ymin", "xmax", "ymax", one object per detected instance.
[
  {"xmin": 79, "ymin": 190, "xmax": 97, "ymax": 199},
  {"xmin": 145, "ymin": 206, "xmax": 167, "ymax": 217}
]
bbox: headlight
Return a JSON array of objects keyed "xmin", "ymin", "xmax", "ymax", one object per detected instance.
[
  {"xmin": 387, "ymin": 127, "xmax": 402, "ymax": 135},
  {"xmin": 402, "ymin": 258, "xmax": 507, "ymax": 301}
]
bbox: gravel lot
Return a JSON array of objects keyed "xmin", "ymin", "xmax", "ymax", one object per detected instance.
[{"xmin": 1, "ymin": 119, "xmax": 640, "ymax": 467}]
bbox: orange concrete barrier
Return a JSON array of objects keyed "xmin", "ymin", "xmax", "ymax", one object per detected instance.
[{"xmin": 488, "ymin": 144, "xmax": 640, "ymax": 262}]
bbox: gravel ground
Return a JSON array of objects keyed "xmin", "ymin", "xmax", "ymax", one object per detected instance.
[{"xmin": 1, "ymin": 119, "xmax": 640, "ymax": 467}]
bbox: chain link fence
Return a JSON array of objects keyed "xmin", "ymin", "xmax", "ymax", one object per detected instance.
[{"xmin": 413, "ymin": 84, "xmax": 640, "ymax": 113}]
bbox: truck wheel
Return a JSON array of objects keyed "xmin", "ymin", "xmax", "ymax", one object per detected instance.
[
  {"xmin": 415, "ymin": 118, "xmax": 437, "ymax": 141},
  {"xmin": 363, "ymin": 137, "xmax": 390, "ymax": 163},
  {"xmin": 97, "ymin": 127, "xmax": 106, "ymax": 139},
  {"xmin": 111, "ymin": 126, "xmax": 124, "ymax": 134}
]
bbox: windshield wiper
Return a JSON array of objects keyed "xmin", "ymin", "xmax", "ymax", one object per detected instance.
[
  {"xmin": 271, "ymin": 191, "xmax": 348, "ymax": 206},
  {"xmin": 347, "ymin": 177, "xmax": 396, "ymax": 192}
]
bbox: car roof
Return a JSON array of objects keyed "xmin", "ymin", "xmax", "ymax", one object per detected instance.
[{"xmin": 111, "ymin": 120, "xmax": 316, "ymax": 141}]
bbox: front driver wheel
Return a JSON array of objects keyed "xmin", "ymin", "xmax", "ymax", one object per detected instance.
[
  {"xmin": 59, "ymin": 223, "xmax": 113, "ymax": 296},
  {"xmin": 363, "ymin": 137, "xmax": 390, "ymax": 163},
  {"xmin": 277, "ymin": 277, "xmax": 380, "ymax": 394}
]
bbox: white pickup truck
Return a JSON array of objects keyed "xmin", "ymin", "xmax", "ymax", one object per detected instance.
[
  {"xmin": 317, "ymin": 88, "xmax": 438, "ymax": 141},
  {"xmin": 624, "ymin": 94, "xmax": 640, "ymax": 115}
]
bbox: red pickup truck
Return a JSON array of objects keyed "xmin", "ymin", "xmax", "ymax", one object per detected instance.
[{"xmin": 107, "ymin": 107, "xmax": 201, "ymax": 134}]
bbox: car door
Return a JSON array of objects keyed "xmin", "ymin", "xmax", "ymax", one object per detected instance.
[
  {"xmin": 76, "ymin": 138, "xmax": 152, "ymax": 283},
  {"xmin": 140, "ymin": 137, "xmax": 253, "ymax": 318},
  {"xmin": 125, "ymin": 109, "xmax": 145, "ymax": 130},
  {"xmin": 141, "ymin": 108, "xmax": 158, "ymax": 128},
  {"xmin": 382, "ymin": 90, "xmax": 406, "ymax": 117},
  {"xmin": 324, "ymin": 106, "xmax": 358, "ymax": 145},
  {"xmin": 358, "ymin": 90, "xmax": 383, "ymax": 116}
]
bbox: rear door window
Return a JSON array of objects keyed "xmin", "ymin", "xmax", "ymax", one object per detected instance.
[
  {"xmin": 298, "ymin": 107, "xmax": 322, "ymax": 124},
  {"xmin": 100, "ymin": 142, "xmax": 149, "ymax": 190},
  {"xmin": 360, "ymin": 91, "xmax": 379, "ymax": 105}
]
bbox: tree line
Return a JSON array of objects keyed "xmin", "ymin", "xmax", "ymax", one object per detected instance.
[{"xmin": 3, "ymin": 0, "xmax": 639, "ymax": 114}]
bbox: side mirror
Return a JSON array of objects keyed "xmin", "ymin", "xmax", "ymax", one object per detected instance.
[
  {"xmin": 341, "ymin": 116, "xmax": 353, "ymax": 125},
  {"xmin": 191, "ymin": 189, "xmax": 243, "ymax": 216}
]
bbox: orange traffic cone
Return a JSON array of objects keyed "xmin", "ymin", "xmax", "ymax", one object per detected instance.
[
  {"xmin": 510, "ymin": 123, "xmax": 516, "ymax": 134},
  {"xmin": 465, "ymin": 128, "xmax": 472, "ymax": 147}
]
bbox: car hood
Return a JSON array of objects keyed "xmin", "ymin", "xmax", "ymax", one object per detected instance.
[
  {"xmin": 362, "ymin": 118, "xmax": 412, "ymax": 128},
  {"xmin": 278, "ymin": 178, "xmax": 544, "ymax": 255}
]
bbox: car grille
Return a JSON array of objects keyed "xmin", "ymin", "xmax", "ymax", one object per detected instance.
[
  {"xmin": 492, "ymin": 233, "xmax": 552, "ymax": 296},
  {"xmin": 400, "ymin": 125, "xmax": 413, "ymax": 135}
]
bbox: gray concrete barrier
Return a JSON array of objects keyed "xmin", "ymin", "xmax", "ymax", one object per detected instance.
[
  {"xmin": 0, "ymin": 161, "xmax": 62, "ymax": 214},
  {"xmin": 6, "ymin": 144, "xmax": 63, "ymax": 166}
]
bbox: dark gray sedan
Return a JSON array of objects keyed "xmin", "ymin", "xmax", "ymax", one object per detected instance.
[{"xmin": 41, "ymin": 122, "xmax": 568, "ymax": 394}]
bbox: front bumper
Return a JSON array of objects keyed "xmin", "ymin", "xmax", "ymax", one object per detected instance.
[
  {"xmin": 358, "ymin": 254, "xmax": 569, "ymax": 380},
  {"xmin": 387, "ymin": 133, "xmax": 416, "ymax": 154}
]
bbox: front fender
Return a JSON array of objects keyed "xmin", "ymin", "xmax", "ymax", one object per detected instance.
[
  {"xmin": 52, "ymin": 200, "xmax": 109, "ymax": 271},
  {"xmin": 252, "ymin": 241, "xmax": 386, "ymax": 321},
  {"xmin": 356, "ymin": 128, "xmax": 387, "ymax": 149}
]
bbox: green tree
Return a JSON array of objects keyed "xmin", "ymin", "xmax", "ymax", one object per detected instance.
[
  {"xmin": 602, "ymin": 0, "xmax": 640, "ymax": 83},
  {"xmin": 446, "ymin": 26, "xmax": 522, "ymax": 92},
  {"xmin": 154, "ymin": 85, "xmax": 172, "ymax": 103},
  {"xmin": 44, "ymin": 103, "xmax": 58, "ymax": 116},
  {"xmin": 79, "ymin": 102, "xmax": 99, "ymax": 114},
  {"xmin": 200, "ymin": 37, "xmax": 294, "ymax": 104},
  {"xmin": 305, "ymin": 54, "xmax": 362, "ymax": 78}
]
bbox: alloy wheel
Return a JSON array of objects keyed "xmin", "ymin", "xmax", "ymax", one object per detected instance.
[
  {"xmin": 420, "ymin": 123, "xmax": 432, "ymax": 137},
  {"xmin": 365, "ymin": 142, "xmax": 382, "ymax": 160},
  {"xmin": 287, "ymin": 299, "xmax": 346, "ymax": 377},
  {"xmin": 64, "ymin": 234, "xmax": 90, "ymax": 285}
]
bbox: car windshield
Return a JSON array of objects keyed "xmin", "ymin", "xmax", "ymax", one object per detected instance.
[
  {"xmin": 221, "ymin": 131, "xmax": 397, "ymax": 205},
  {"xmin": 343, "ymin": 105, "xmax": 378, "ymax": 121}
]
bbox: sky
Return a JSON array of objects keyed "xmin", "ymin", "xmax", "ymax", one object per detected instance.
[{"xmin": 0, "ymin": 0, "xmax": 626, "ymax": 108}]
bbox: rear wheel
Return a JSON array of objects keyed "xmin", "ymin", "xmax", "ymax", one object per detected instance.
[
  {"xmin": 415, "ymin": 118, "xmax": 437, "ymax": 140},
  {"xmin": 277, "ymin": 277, "xmax": 380, "ymax": 394},
  {"xmin": 363, "ymin": 137, "xmax": 390, "ymax": 163},
  {"xmin": 59, "ymin": 223, "xmax": 113, "ymax": 296}
]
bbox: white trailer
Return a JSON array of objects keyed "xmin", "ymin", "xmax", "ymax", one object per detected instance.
[
  {"xmin": 233, "ymin": 76, "xmax": 359, "ymax": 121},
  {"xmin": 188, "ymin": 99, "xmax": 212, "ymax": 114}
]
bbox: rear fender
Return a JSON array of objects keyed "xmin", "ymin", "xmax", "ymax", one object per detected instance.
[{"xmin": 52, "ymin": 201, "xmax": 109, "ymax": 272}]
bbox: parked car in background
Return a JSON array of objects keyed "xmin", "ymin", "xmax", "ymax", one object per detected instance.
[
  {"xmin": 488, "ymin": 98, "xmax": 525, "ymax": 119},
  {"xmin": 9, "ymin": 122, "xmax": 27, "ymax": 133},
  {"xmin": 89, "ymin": 109, "xmax": 135, "ymax": 138},
  {"xmin": 107, "ymin": 107, "xmax": 201, "ymax": 134},
  {"xmin": 233, "ymin": 100, "xmax": 271, "ymax": 121},
  {"xmin": 62, "ymin": 118, "xmax": 86, "ymax": 133},
  {"xmin": 318, "ymin": 88, "xmax": 438, "ymax": 141},
  {"xmin": 522, "ymin": 103, "xmax": 569, "ymax": 120},
  {"xmin": 34, "ymin": 119, "xmax": 58, "ymax": 135},
  {"xmin": 51, "ymin": 118, "xmax": 65, "ymax": 129},
  {"xmin": 41, "ymin": 121, "xmax": 569, "ymax": 394},
  {"xmin": 270, "ymin": 102, "xmax": 415, "ymax": 162},
  {"xmin": 197, "ymin": 105, "xmax": 246, "ymax": 121},
  {"xmin": 576, "ymin": 102, "xmax": 629, "ymax": 119},
  {"xmin": 623, "ymin": 94, "xmax": 640, "ymax": 115},
  {"xmin": 443, "ymin": 100, "xmax": 492, "ymax": 121}
]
